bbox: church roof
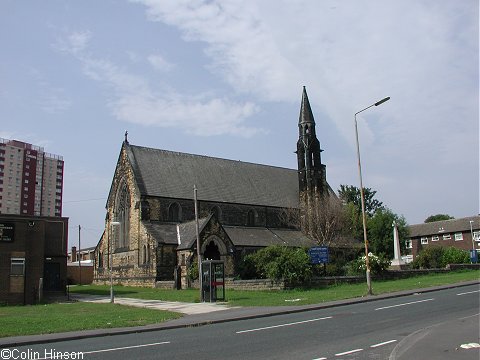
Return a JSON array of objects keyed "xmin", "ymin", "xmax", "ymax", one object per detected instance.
[
  {"xmin": 126, "ymin": 143, "xmax": 299, "ymax": 208},
  {"xmin": 223, "ymin": 226, "xmax": 314, "ymax": 248}
]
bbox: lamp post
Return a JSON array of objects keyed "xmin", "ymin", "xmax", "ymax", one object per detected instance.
[
  {"xmin": 354, "ymin": 96, "xmax": 390, "ymax": 295},
  {"xmin": 469, "ymin": 220, "xmax": 476, "ymax": 263},
  {"xmin": 110, "ymin": 221, "xmax": 121, "ymax": 303}
]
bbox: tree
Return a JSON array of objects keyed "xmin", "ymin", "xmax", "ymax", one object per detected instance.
[
  {"xmin": 281, "ymin": 191, "xmax": 352, "ymax": 247},
  {"xmin": 367, "ymin": 208, "xmax": 409, "ymax": 259},
  {"xmin": 338, "ymin": 185, "xmax": 384, "ymax": 216},
  {"xmin": 424, "ymin": 214, "xmax": 454, "ymax": 223}
]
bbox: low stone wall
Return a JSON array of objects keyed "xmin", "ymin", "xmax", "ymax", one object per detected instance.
[
  {"xmin": 226, "ymin": 279, "xmax": 284, "ymax": 291},
  {"xmin": 155, "ymin": 281, "xmax": 176, "ymax": 289}
]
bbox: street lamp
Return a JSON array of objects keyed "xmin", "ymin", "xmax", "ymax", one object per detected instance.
[
  {"xmin": 110, "ymin": 221, "xmax": 121, "ymax": 303},
  {"xmin": 354, "ymin": 96, "xmax": 390, "ymax": 295},
  {"xmin": 469, "ymin": 220, "xmax": 476, "ymax": 263}
]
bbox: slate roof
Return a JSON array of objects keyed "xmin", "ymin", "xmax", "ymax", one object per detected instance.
[
  {"xmin": 223, "ymin": 226, "xmax": 314, "ymax": 248},
  {"xmin": 126, "ymin": 143, "xmax": 299, "ymax": 208},
  {"xmin": 408, "ymin": 216, "xmax": 480, "ymax": 238},
  {"xmin": 143, "ymin": 217, "xmax": 212, "ymax": 248},
  {"xmin": 143, "ymin": 219, "xmax": 314, "ymax": 249}
]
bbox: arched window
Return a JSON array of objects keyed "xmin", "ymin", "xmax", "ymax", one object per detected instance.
[
  {"xmin": 168, "ymin": 203, "xmax": 182, "ymax": 222},
  {"xmin": 142, "ymin": 245, "xmax": 147, "ymax": 264},
  {"xmin": 114, "ymin": 179, "xmax": 130, "ymax": 249},
  {"xmin": 210, "ymin": 206, "xmax": 221, "ymax": 220},
  {"xmin": 247, "ymin": 210, "xmax": 256, "ymax": 227},
  {"xmin": 98, "ymin": 252, "xmax": 103, "ymax": 268}
]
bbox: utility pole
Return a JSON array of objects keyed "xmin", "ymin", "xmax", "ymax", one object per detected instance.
[
  {"xmin": 78, "ymin": 225, "xmax": 82, "ymax": 286},
  {"xmin": 194, "ymin": 185, "xmax": 203, "ymax": 302}
]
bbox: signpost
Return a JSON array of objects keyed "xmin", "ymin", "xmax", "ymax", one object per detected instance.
[{"xmin": 309, "ymin": 246, "xmax": 329, "ymax": 264}]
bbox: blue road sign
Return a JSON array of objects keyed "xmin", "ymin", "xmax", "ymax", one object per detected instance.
[{"xmin": 309, "ymin": 246, "xmax": 329, "ymax": 264}]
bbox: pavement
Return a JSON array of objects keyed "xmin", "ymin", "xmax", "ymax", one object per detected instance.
[{"xmin": 1, "ymin": 280, "xmax": 479, "ymax": 357}]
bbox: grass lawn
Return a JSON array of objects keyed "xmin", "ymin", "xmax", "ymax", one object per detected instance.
[
  {"xmin": 0, "ymin": 302, "xmax": 182, "ymax": 338},
  {"xmin": 71, "ymin": 269, "xmax": 479, "ymax": 307}
]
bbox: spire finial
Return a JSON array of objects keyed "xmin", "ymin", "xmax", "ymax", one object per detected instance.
[{"xmin": 124, "ymin": 130, "xmax": 129, "ymax": 144}]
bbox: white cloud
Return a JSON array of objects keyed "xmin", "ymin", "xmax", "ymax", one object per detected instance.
[
  {"xmin": 56, "ymin": 30, "xmax": 262, "ymax": 137},
  {"xmin": 147, "ymin": 54, "xmax": 175, "ymax": 72},
  {"xmin": 134, "ymin": 0, "xmax": 478, "ymax": 221}
]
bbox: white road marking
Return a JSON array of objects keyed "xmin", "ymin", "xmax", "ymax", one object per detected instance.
[
  {"xmin": 370, "ymin": 339, "xmax": 397, "ymax": 348},
  {"xmin": 460, "ymin": 342, "xmax": 480, "ymax": 349},
  {"xmin": 335, "ymin": 348, "xmax": 363, "ymax": 356},
  {"xmin": 312, "ymin": 358, "xmax": 327, "ymax": 360},
  {"xmin": 457, "ymin": 290, "xmax": 480, "ymax": 296},
  {"xmin": 374, "ymin": 298, "xmax": 434, "ymax": 311},
  {"xmin": 81, "ymin": 341, "xmax": 171, "ymax": 355},
  {"xmin": 236, "ymin": 316, "xmax": 332, "ymax": 334}
]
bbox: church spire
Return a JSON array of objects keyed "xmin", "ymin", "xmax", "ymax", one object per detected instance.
[
  {"xmin": 299, "ymin": 86, "xmax": 316, "ymax": 131},
  {"xmin": 296, "ymin": 87, "xmax": 326, "ymax": 194}
]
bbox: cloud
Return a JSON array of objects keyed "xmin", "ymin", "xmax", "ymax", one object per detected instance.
[
  {"xmin": 55, "ymin": 29, "xmax": 263, "ymax": 137},
  {"xmin": 134, "ymin": 0, "xmax": 478, "ymax": 207},
  {"xmin": 147, "ymin": 54, "xmax": 175, "ymax": 72}
]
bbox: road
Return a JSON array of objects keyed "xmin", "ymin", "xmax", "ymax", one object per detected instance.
[{"xmin": 4, "ymin": 284, "xmax": 479, "ymax": 360}]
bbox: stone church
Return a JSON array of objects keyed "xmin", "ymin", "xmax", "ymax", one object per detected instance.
[{"xmin": 94, "ymin": 87, "xmax": 329, "ymax": 288}]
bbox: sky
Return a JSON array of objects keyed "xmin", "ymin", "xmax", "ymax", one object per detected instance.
[{"xmin": 1, "ymin": 0, "xmax": 478, "ymax": 249}]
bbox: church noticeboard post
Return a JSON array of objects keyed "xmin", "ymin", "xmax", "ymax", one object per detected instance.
[
  {"xmin": 308, "ymin": 246, "xmax": 329, "ymax": 264},
  {"xmin": 0, "ymin": 223, "xmax": 15, "ymax": 242}
]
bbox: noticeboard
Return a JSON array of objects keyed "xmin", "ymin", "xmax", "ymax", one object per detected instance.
[
  {"xmin": 0, "ymin": 223, "xmax": 15, "ymax": 242},
  {"xmin": 309, "ymin": 246, "xmax": 329, "ymax": 264}
]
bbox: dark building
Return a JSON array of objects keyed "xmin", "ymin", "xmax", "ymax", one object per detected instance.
[
  {"xmin": 94, "ymin": 87, "xmax": 329, "ymax": 288},
  {"xmin": 0, "ymin": 214, "xmax": 68, "ymax": 305}
]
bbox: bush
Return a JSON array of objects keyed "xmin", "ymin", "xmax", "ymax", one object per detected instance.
[
  {"xmin": 347, "ymin": 253, "xmax": 391, "ymax": 275},
  {"xmin": 442, "ymin": 247, "xmax": 470, "ymax": 265},
  {"xmin": 187, "ymin": 261, "xmax": 198, "ymax": 280},
  {"xmin": 246, "ymin": 245, "xmax": 312, "ymax": 284},
  {"xmin": 411, "ymin": 246, "xmax": 444, "ymax": 269},
  {"xmin": 412, "ymin": 246, "xmax": 470, "ymax": 269},
  {"xmin": 237, "ymin": 254, "xmax": 258, "ymax": 279}
]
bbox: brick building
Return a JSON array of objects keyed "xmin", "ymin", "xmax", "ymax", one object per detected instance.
[
  {"xmin": 0, "ymin": 138, "xmax": 64, "ymax": 217},
  {"xmin": 407, "ymin": 215, "xmax": 480, "ymax": 259},
  {"xmin": 94, "ymin": 87, "xmax": 329, "ymax": 288},
  {"xmin": 0, "ymin": 214, "xmax": 68, "ymax": 305}
]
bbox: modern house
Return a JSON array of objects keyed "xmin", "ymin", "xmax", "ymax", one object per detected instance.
[{"xmin": 406, "ymin": 215, "xmax": 480, "ymax": 259}]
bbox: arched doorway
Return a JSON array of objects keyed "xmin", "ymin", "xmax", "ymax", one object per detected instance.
[{"xmin": 204, "ymin": 240, "xmax": 221, "ymax": 260}]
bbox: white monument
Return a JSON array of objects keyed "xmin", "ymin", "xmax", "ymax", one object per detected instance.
[{"xmin": 391, "ymin": 220, "xmax": 405, "ymax": 268}]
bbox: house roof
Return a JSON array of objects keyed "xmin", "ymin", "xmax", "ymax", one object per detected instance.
[
  {"xmin": 125, "ymin": 143, "xmax": 299, "ymax": 208},
  {"xmin": 408, "ymin": 216, "xmax": 480, "ymax": 238}
]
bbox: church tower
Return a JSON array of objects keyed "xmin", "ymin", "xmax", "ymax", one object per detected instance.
[{"xmin": 296, "ymin": 86, "xmax": 326, "ymax": 196}]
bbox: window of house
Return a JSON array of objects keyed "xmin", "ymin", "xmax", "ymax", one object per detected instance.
[
  {"xmin": 454, "ymin": 232, "xmax": 463, "ymax": 241},
  {"xmin": 421, "ymin": 237, "xmax": 428, "ymax": 245},
  {"xmin": 405, "ymin": 240, "xmax": 412, "ymax": 249},
  {"xmin": 11, "ymin": 258, "xmax": 25, "ymax": 275},
  {"xmin": 473, "ymin": 231, "xmax": 480, "ymax": 242},
  {"xmin": 442, "ymin": 234, "xmax": 451, "ymax": 240},
  {"xmin": 432, "ymin": 235, "xmax": 439, "ymax": 241}
]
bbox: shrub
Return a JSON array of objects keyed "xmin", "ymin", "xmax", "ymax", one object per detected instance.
[
  {"xmin": 347, "ymin": 253, "xmax": 391, "ymax": 275},
  {"xmin": 442, "ymin": 247, "xmax": 470, "ymax": 265},
  {"xmin": 411, "ymin": 246, "xmax": 444, "ymax": 269},
  {"xmin": 187, "ymin": 261, "xmax": 198, "ymax": 280},
  {"xmin": 411, "ymin": 246, "xmax": 469, "ymax": 269},
  {"xmin": 247, "ymin": 245, "xmax": 312, "ymax": 284}
]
